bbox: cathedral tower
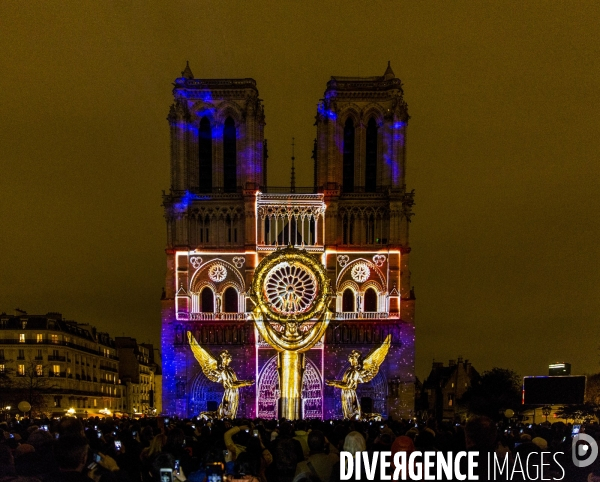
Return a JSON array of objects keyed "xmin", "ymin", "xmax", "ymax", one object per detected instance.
[{"xmin": 315, "ymin": 62, "xmax": 416, "ymax": 416}]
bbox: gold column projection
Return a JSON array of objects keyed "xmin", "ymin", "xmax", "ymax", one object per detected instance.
[{"xmin": 250, "ymin": 247, "xmax": 332, "ymax": 420}]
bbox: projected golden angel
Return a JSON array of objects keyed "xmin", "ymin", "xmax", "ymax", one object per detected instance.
[
  {"xmin": 187, "ymin": 331, "xmax": 254, "ymax": 419},
  {"xmin": 326, "ymin": 334, "xmax": 392, "ymax": 421}
]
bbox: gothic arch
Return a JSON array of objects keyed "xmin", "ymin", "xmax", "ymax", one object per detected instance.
[
  {"xmin": 190, "ymin": 259, "xmax": 245, "ymax": 293},
  {"xmin": 190, "ymin": 101, "xmax": 217, "ymax": 124},
  {"xmin": 257, "ymin": 355, "xmax": 323, "ymax": 419},
  {"xmin": 338, "ymin": 280, "xmax": 360, "ymax": 294},
  {"xmin": 222, "ymin": 286, "xmax": 239, "ymax": 313},
  {"xmin": 337, "ymin": 258, "xmax": 386, "ymax": 290},
  {"xmin": 361, "ymin": 103, "xmax": 385, "ymax": 126},
  {"xmin": 189, "ymin": 371, "xmax": 224, "ymax": 416},
  {"xmin": 216, "ymin": 101, "xmax": 243, "ymax": 125},
  {"xmin": 338, "ymin": 103, "xmax": 361, "ymax": 125},
  {"xmin": 361, "ymin": 280, "xmax": 384, "ymax": 295}
]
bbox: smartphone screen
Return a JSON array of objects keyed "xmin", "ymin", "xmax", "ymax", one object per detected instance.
[
  {"xmin": 160, "ymin": 468, "xmax": 173, "ymax": 482},
  {"xmin": 253, "ymin": 429, "xmax": 259, "ymax": 437},
  {"xmin": 93, "ymin": 453, "xmax": 102, "ymax": 463},
  {"xmin": 205, "ymin": 463, "xmax": 223, "ymax": 482},
  {"xmin": 572, "ymin": 424, "xmax": 581, "ymax": 436},
  {"xmin": 97, "ymin": 431, "xmax": 102, "ymax": 439},
  {"xmin": 114, "ymin": 440, "xmax": 122, "ymax": 451},
  {"xmin": 174, "ymin": 460, "xmax": 180, "ymax": 475}
]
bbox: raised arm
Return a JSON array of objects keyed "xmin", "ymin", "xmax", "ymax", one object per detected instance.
[
  {"xmin": 326, "ymin": 379, "xmax": 350, "ymax": 389},
  {"xmin": 232, "ymin": 379, "xmax": 255, "ymax": 388}
]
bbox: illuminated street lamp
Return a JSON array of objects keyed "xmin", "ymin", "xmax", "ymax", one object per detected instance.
[{"xmin": 542, "ymin": 405, "xmax": 552, "ymax": 423}]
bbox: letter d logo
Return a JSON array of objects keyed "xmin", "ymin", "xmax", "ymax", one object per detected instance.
[{"xmin": 572, "ymin": 434, "xmax": 598, "ymax": 468}]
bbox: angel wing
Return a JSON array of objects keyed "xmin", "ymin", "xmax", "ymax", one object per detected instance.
[
  {"xmin": 360, "ymin": 334, "xmax": 392, "ymax": 383},
  {"xmin": 187, "ymin": 331, "xmax": 220, "ymax": 382}
]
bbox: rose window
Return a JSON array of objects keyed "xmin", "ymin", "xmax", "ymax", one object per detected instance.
[
  {"xmin": 351, "ymin": 263, "xmax": 370, "ymax": 283},
  {"xmin": 264, "ymin": 262, "xmax": 318, "ymax": 316},
  {"xmin": 208, "ymin": 263, "xmax": 227, "ymax": 282}
]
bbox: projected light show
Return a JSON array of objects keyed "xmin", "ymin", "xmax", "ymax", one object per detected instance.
[{"xmin": 161, "ymin": 64, "xmax": 415, "ymax": 419}]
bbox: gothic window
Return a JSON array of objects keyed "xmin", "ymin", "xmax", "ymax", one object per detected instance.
[
  {"xmin": 226, "ymin": 215, "xmax": 232, "ymax": 243},
  {"xmin": 364, "ymin": 288, "xmax": 378, "ymax": 312},
  {"xmin": 365, "ymin": 118, "xmax": 378, "ymax": 192},
  {"xmin": 199, "ymin": 117, "xmax": 212, "ymax": 192},
  {"xmin": 201, "ymin": 287, "xmax": 214, "ymax": 313},
  {"xmin": 366, "ymin": 214, "xmax": 375, "ymax": 244},
  {"xmin": 223, "ymin": 287, "xmax": 238, "ymax": 313},
  {"xmin": 343, "ymin": 118, "xmax": 355, "ymax": 193},
  {"xmin": 342, "ymin": 288, "xmax": 355, "ymax": 312},
  {"xmin": 199, "ymin": 215, "xmax": 210, "ymax": 244},
  {"xmin": 223, "ymin": 117, "xmax": 237, "ymax": 193}
]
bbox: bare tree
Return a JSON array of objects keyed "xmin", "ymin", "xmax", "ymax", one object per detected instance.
[{"xmin": 10, "ymin": 357, "xmax": 59, "ymax": 416}]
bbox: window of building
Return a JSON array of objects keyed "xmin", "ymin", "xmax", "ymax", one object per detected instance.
[
  {"xmin": 198, "ymin": 116, "xmax": 213, "ymax": 193},
  {"xmin": 36, "ymin": 365, "xmax": 43, "ymax": 376},
  {"xmin": 53, "ymin": 365, "xmax": 60, "ymax": 376},
  {"xmin": 54, "ymin": 396, "xmax": 61, "ymax": 408},
  {"xmin": 364, "ymin": 288, "xmax": 378, "ymax": 312},
  {"xmin": 343, "ymin": 118, "xmax": 355, "ymax": 193},
  {"xmin": 18, "ymin": 349, "xmax": 24, "ymax": 359},
  {"xmin": 0, "ymin": 349, "xmax": 4, "ymax": 360},
  {"xmin": 18, "ymin": 364, "xmax": 25, "ymax": 376},
  {"xmin": 19, "ymin": 333, "xmax": 25, "ymax": 343},
  {"xmin": 223, "ymin": 287, "xmax": 238, "ymax": 313},
  {"xmin": 0, "ymin": 365, "xmax": 5, "ymax": 373},
  {"xmin": 36, "ymin": 333, "xmax": 43, "ymax": 343},
  {"xmin": 365, "ymin": 117, "xmax": 378, "ymax": 192},
  {"xmin": 201, "ymin": 287, "xmax": 215, "ymax": 313},
  {"xmin": 223, "ymin": 117, "xmax": 237, "ymax": 193},
  {"xmin": 93, "ymin": 399, "xmax": 97, "ymax": 407},
  {"xmin": 448, "ymin": 394, "xmax": 455, "ymax": 407},
  {"xmin": 21, "ymin": 320, "xmax": 27, "ymax": 329},
  {"xmin": 342, "ymin": 289, "xmax": 355, "ymax": 312},
  {"xmin": 51, "ymin": 334, "xmax": 58, "ymax": 344}
]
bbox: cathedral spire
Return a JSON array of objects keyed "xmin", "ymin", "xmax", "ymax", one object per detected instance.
[
  {"xmin": 290, "ymin": 137, "xmax": 296, "ymax": 193},
  {"xmin": 383, "ymin": 60, "xmax": 395, "ymax": 80},
  {"xmin": 181, "ymin": 61, "xmax": 194, "ymax": 79}
]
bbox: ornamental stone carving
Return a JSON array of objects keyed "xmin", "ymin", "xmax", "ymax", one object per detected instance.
[
  {"xmin": 351, "ymin": 263, "xmax": 370, "ymax": 283},
  {"xmin": 208, "ymin": 263, "xmax": 228, "ymax": 282}
]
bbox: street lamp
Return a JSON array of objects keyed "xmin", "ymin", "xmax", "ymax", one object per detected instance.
[{"xmin": 542, "ymin": 405, "xmax": 552, "ymax": 423}]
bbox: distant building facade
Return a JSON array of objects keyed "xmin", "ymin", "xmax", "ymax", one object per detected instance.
[
  {"xmin": 549, "ymin": 363, "xmax": 571, "ymax": 376},
  {"xmin": 115, "ymin": 338, "xmax": 161, "ymax": 415},
  {"xmin": 161, "ymin": 62, "xmax": 417, "ymax": 419},
  {"xmin": 421, "ymin": 358, "xmax": 479, "ymax": 422},
  {"xmin": 0, "ymin": 311, "xmax": 123, "ymax": 416}
]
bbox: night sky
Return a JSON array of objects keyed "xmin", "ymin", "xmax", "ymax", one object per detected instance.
[{"xmin": 1, "ymin": 2, "xmax": 598, "ymax": 381}]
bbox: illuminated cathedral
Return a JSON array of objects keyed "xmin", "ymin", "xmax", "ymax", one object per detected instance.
[{"xmin": 161, "ymin": 62, "xmax": 416, "ymax": 419}]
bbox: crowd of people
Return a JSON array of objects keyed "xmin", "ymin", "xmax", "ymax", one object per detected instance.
[{"xmin": 1, "ymin": 414, "xmax": 600, "ymax": 482}]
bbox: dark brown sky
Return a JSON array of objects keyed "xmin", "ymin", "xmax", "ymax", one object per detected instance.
[{"xmin": 1, "ymin": 2, "xmax": 598, "ymax": 380}]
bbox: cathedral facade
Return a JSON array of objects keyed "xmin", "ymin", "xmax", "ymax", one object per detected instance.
[{"xmin": 161, "ymin": 62, "xmax": 416, "ymax": 419}]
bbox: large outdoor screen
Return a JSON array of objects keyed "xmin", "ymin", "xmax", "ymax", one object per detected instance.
[{"xmin": 523, "ymin": 376, "xmax": 586, "ymax": 405}]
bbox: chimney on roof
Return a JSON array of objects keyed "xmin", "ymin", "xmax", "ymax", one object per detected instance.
[
  {"xmin": 458, "ymin": 356, "xmax": 464, "ymax": 364},
  {"xmin": 449, "ymin": 359, "xmax": 456, "ymax": 367}
]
